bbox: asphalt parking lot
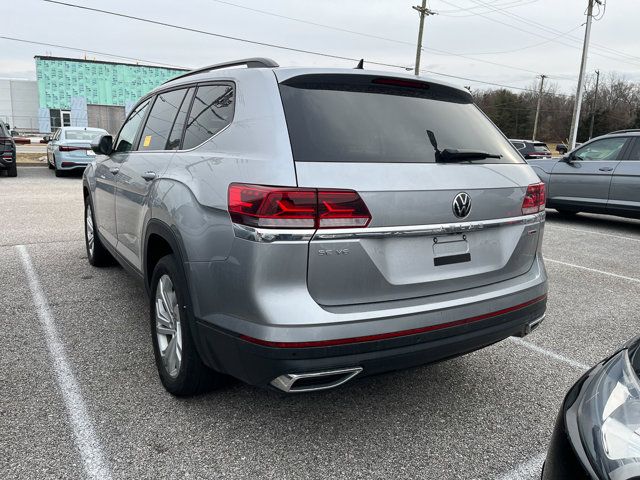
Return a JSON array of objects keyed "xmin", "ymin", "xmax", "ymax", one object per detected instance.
[{"xmin": 2, "ymin": 166, "xmax": 639, "ymax": 480}]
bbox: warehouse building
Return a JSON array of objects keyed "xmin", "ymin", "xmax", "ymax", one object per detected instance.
[
  {"xmin": 0, "ymin": 56, "xmax": 186, "ymax": 134},
  {"xmin": 0, "ymin": 79, "xmax": 40, "ymax": 131}
]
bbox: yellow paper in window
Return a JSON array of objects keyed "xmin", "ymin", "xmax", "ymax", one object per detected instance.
[{"xmin": 143, "ymin": 135, "xmax": 152, "ymax": 147}]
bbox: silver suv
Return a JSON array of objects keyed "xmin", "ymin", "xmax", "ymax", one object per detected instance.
[{"xmin": 83, "ymin": 58, "xmax": 548, "ymax": 396}]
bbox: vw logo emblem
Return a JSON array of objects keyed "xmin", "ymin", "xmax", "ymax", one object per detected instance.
[{"xmin": 452, "ymin": 192, "xmax": 472, "ymax": 218}]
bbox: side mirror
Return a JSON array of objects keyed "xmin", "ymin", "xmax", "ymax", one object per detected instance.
[
  {"xmin": 92, "ymin": 135, "xmax": 113, "ymax": 155},
  {"xmin": 43, "ymin": 135, "xmax": 51, "ymax": 143},
  {"xmin": 561, "ymin": 153, "xmax": 575, "ymax": 164}
]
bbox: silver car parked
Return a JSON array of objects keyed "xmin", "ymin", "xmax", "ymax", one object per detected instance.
[
  {"xmin": 83, "ymin": 58, "xmax": 548, "ymax": 396},
  {"xmin": 46, "ymin": 127, "xmax": 108, "ymax": 177},
  {"xmin": 527, "ymin": 130, "xmax": 640, "ymax": 219}
]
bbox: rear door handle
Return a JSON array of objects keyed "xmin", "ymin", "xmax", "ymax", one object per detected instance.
[
  {"xmin": 141, "ymin": 171, "xmax": 157, "ymax": 181},
  {"xmin": 109, "ymin": 167, "xmax": 120, "ymax": 175},
  {"xmin": 598, "ymin": 167, "xmax": 614, "ymax": 172}
]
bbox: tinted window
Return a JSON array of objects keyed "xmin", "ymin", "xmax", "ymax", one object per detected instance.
[
  {"xmin": 65, "ymin": 130, "xmax": 107, "ymax": 141},
  {"xmin": 167, "ymin": 88, "xmax": 194, "ymax": 150},
  {"xmin": 534, "ymin": 145, "xmax": 550, "ymax": 153},
  {"xmin": 627, "ymin": 139, "xmax": 640, "ymax": 160},
  {"xmin": 182, "ymin": 84, "xmax": 234, "ymax": 150},
  {"xmin": 139, "ymin": 89, "xmax": 187, "ymax": 151},
  {"xmin": 0, "ymin": 123, "xmax": 8, "ymax": 136},
  {"xmin": 574, "ymin": 137, "xmax": 628, "ymax": 161},
  {"xmin": 114, "ymin": 100, "xmax": 150, "ymax": 153},
  {"xmin": 511, "ymin": 142, "xmax": 525, "ymax": 150},
  {"xmin": 280, "ymin": 74, "xmax": 523, "ymax": 164}
]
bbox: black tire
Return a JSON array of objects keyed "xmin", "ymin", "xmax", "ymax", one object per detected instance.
[
  {"xmin": 48, "ymin": 157, "xmax": 54, "ymax": 169},
  {"xmin": 84, "ymin": 199, "xmax": 113, "ymax": 267},
  {"xmin": 53, "ymin": 155, "xmax": 63, "ymax": 177},
  {"xmin": 150, "ymin": 254, "xmax": 221, "ymax": 396},
  {"xmin": 7, "ymin": 162, "xmax": 17, "ymax": 177}
]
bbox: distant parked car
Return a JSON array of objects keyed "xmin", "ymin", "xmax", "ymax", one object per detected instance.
[
  {"xmin": 555, "ymin": 143, "xmax": 568, "ymax": 155},
  {"xmin": 510, "ymin": 139, "xmax": 553, "ymax": 159},
  {"xmin": 0, "ymin": 122, "xmax": 17, "ymax": 177},
  {"xmin": 542, "ymin": 335, "xmax": 640, "ymax": 479},
  {"xmin": 10, "ymin": 130, "xmax": 30, "ymax": 145},
  {"xmin": 527, "ymin": 131, "xmax": 640, "ymax": 218},
  {"xmin": 46, "ymin": 127, "xmax": 108, "ymax": 177}
]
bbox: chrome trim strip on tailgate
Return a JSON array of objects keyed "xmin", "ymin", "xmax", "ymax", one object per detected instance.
[
  {"xmin": 314, "ymin": 211, "xmax": 545, "ymax": 240},
  {"xmin": 233, "ymin": 212, "xmax": 545, "ymax": 243}
]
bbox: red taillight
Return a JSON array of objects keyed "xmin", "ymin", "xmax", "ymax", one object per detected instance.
[
  {"xmin": 318, "ymin": 190, "xmax": 371, "ymax": 228},
  {"xmin": 522, "ymin": 183, "xmax": 546, "ymax": 215},
  {"xmin": 59, "ymin": 145, "xmax": 86, "ymax": 152},
  {"xmin": 228, "ymin": 184, "xmax": 371, "ymax": 229}
]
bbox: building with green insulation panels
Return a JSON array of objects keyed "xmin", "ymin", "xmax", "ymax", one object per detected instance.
[{"xmin": 35, "ymin": 56, "xmax": 186, "ymax": 133}]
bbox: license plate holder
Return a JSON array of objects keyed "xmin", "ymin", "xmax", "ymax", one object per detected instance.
[{"xmin": 433, "ymin": 234, "xmax": 471, "ymax": 266}]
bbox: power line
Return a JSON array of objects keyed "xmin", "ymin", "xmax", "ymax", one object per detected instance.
[
  {"xmin": 42, "ymin": 0, "xmax": 412, "ymax": 71},
  {"xmin": 464, "ymin": 0, "xmax": 640, "ymax": 67},
  {"xmin": 208, "ymin": 0, "xmax": 415, "ymax": 47},
  {"xmin": 36, "ymin": 0, "xmax": 575, "ymax": 97},
  {"xmin": 208, "ymin": 0, "xmax": 561, "ymax": 78},
  {"xmin": 437, "ymin": 0, "xmax": 539, "ymax": 17},
  {"xmin": 0, "ymin": 35, "xmax": 188, "ymax": 69}
]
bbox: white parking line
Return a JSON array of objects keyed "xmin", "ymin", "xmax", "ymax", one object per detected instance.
[
  {"xmin": 16, "ymin": 245, "xmax": 112, "ymax": 480},
  {"xmin": 509, "ymin": 337, "xmax": 590, "ymax": 371},
  {"xmin": 547, "ymin": 224, "xmax": 640, "ymax": 243},
  {"xmin": 545, "ymin": 257, "xmax": 640, "ymax": 284},
  {"xmin": 496, "ymin": 453, "xmax": 547, "ymax": 480}
]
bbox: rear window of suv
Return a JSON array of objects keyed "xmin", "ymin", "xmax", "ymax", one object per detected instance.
[{"xmin": 279, "ymin": 74, "xmax": 523, "ymax": 164}]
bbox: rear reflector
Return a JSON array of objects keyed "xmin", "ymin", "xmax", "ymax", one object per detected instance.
[
  {"xmin": 61, "ymin": 162, "xmax": 78, "ymax": 168},
  {"xmin": 59, "ymin": 145, "xmax": 87, "ymax": 152},
  {"xmin": 521, "ymin": 182, "xmax": 546, "ymax": 215},
  {"xmin": 240, "ymin": 294, "xmax": 547, "ymax": 348},
  {"xmin": 228, "ymin": 183, "xmax": 371, "ymax": 229}
]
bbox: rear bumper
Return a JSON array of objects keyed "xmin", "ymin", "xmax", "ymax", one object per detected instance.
[{"xmin": 193, "ymin": 294, "xmax": 547, "ymax": 390}]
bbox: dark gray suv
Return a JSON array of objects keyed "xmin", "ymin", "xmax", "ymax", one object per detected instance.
[
  {"xmin": 0, "ymin": 123, "xmax": 17, "ymax": 177},
  {"xmin": 83, "ymin": 58, "xmax": 548, "ymax": 396}
]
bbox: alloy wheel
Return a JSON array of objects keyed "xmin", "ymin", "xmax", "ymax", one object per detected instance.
[{"xmin": 155, "ymin": 274, "xmax": 183, "ymax": 378}]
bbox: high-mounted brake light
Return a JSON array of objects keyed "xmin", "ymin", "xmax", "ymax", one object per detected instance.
[
  {"xmin": 228, "ymin": 184, "xmax": 371, "ymax": 229},
  {"xmin": 521, "ymin": 182, "xmax": 546, "ymax": 215}
]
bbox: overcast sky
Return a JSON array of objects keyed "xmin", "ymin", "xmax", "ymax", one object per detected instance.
[{"xmin": 3, "ymin": 0, "xmax": 639, "ymax": 94}]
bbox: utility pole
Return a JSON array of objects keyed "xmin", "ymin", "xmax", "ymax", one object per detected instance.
[
  {"xmin": 588, "ymin": 69, "xmax": 600, "ymax": 139},
  {"xmin": 413, "ymin": 1, "xmax": 436, "ymax": 76},
  {"xmin": 532, "ymin": 74, "xmax": 547, "ymax": 141},
  {"xmin": 568, "ymin": 0, "xmax": 600, "ymax": 149}
]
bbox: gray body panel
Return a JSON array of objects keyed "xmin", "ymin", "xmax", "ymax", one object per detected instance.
[
  {"xmin": 527, "ymin": 133, "xmax": 640, "ymax": 218},
  {"xmin": 84, "ymin": 65, "xmax": 548, "ymax": 350}
]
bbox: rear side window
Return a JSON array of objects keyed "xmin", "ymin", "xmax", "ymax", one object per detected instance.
[
  {"xmin": 0, "ymin": 123, "xmax": 8, "ymax": 137},
  {"xmin": 511, "ymin": 142, "xmax": 525, "ymax": 150},
  {"xmin": 279, "ymin": 74, "xmax": 523, "ymax": 164},
  {"xmin": 627, "ymin": 138, "xmax": 640, "ymax": 160},
  {"xmin": 167, "ymin": 87, "xmax": 194, "ymax": 150},
  {"xmin": 182, "ymin": 84, "xmax": 234, "ymax": 150},
  {"xmin": 139, "ymin": 89, "xmax": 188, "ymax": 151}
]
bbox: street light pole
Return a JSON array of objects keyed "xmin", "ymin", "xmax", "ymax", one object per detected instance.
[
  {"xmin": 588, "ymin": 69, "xmax": 600, "ymax": 140},
  {"xmin": 568, "ymin": 0, "xmax": 599, "ymax": 149},
  {"xmin": 532, "ymin": 74, "xmax": 547, "ymax": 141},
  {"xmin": 413, "ymin": 0, "xmax": 436, "ymax": 76}
]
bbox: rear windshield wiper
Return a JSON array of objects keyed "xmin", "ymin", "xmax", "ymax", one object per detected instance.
[
  {"xmin": 437, "ymin": 148, "xmax": 503, "ymax": 162},
  {"xmin": 426, "ymin": 129, "xmax": 502, "ymax": 163}
]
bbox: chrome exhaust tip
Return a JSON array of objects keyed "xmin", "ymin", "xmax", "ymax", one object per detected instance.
[
  {"xmin": 515, "ymin": 314, "xmax": 546, "ymax": 338},
  {"xmin": 270, "ymin": 367, "xmax": 363, "ymax": 393}
]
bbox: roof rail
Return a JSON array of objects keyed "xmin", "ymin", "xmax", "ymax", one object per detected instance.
[
  {"xmin": 609, "ymin": 129, "xmax": 640, "ymax": 135},
  {"xmin": 163, "ymin": 58, "xmax": 279, "ymax": 84}
]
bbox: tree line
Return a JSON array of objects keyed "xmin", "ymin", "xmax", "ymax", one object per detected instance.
[{"xmin": 472, "ymin": 73, "xmax": 640, "ymax": 143}]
